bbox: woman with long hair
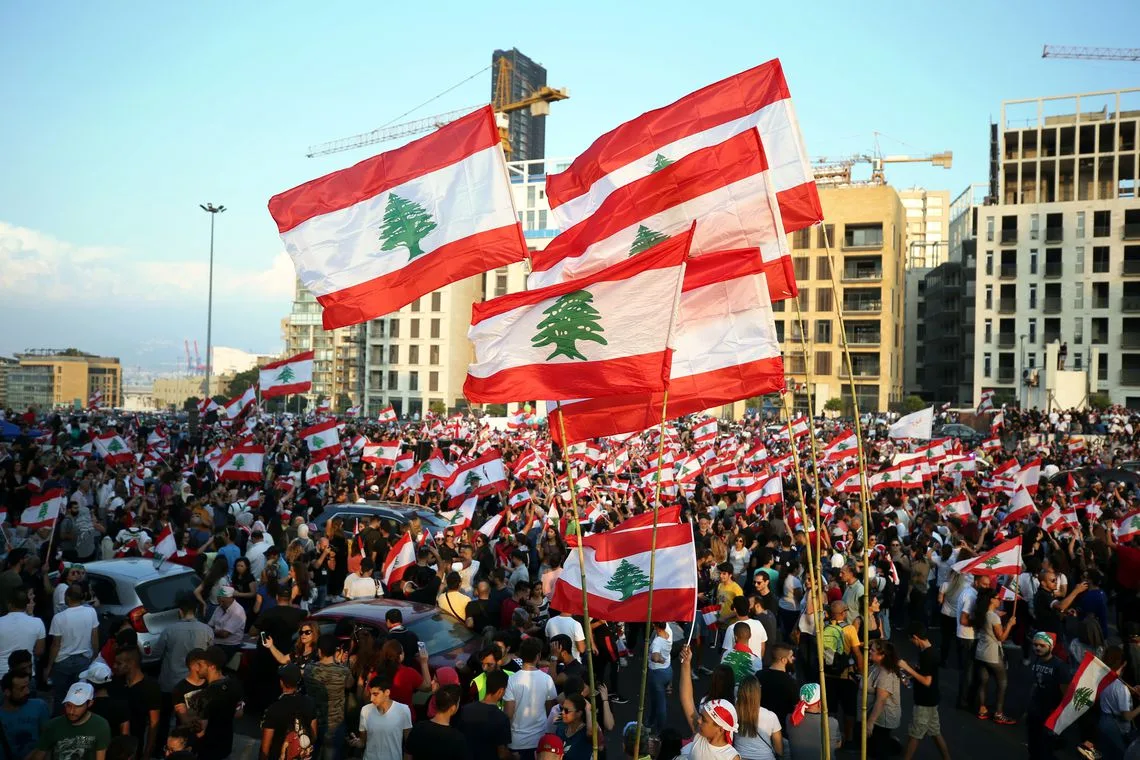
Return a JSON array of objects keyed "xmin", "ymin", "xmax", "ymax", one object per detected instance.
[
  {"xmin": 375, "ymin": 639, "xmax": 431, "ymax": 708},
  {"xmin": 230, "ymin": 557, "xmax": 258, "ymax": 621},
  {"xmin": 704, "ymin": 664, "xmax": 737, "ymax": 706},
  {"xmin": 555, "ymin": 692, "xmax": 592, "ymax": 760},
  {"xmin": 865, "ymin": 639, "xmax": 902, "ymax": 758},
  {"xmin": 734, "ymin": 676, "xmax": 783, "ymax": 760},
  {"xmin": 973, "ymin": 588, "xmax": 1016, "ymax": 724},
  {"xmin": 645, "ymin": 621, "xmax": 673, "ymax": 732},
  {"xmin": 937, "ymin": 560, "xmax": 972, "ymax": 666},
  {"xmin": 350, "ymin": 627, "xmax": 383, "ymax": 703},
  {"xmin": 263, "ymin": 619, "xmax": 319, "ymax": 674},
  {"xmin": 290, "ymin": 560, "xmax": 316, "ymax": 611},
  {"xmin": 193, "ymin": 553, "xmax": 229, "ymax": 615}
]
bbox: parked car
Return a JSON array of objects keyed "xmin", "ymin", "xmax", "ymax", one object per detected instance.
[
  {"xmin": 312, "ymin": 502, "xmax": 452, "ymax": 536},
  {"xmin": 308, "ymin": 598, "xmax": 478, "ymax": 671},
  {"xmin": 934, "ymin": 423, "xmax": 985, "ymax": 445},
  {"xmin": 84, "ymin": 558, "xmax": 202, "ymax": 663}
]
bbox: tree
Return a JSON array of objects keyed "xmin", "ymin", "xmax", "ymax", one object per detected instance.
[
  {"xmin": 183, "ymin": 397, "xmax": 200, "ymax": 413},
  {"xmin": 227, "ymin": 367, "xmax": 260, "ymax": 399},
  {"xmin": 651, "ymin": 154, "xmax": 673, "ymax": 173},
  {"xmin": 464, "ymin": 471, "xmax": 482, "ymax": 490},
  {"xmin": 378, "ymin": 193, "xmax": 437, "ymax": 260},
  {"xmin": 604, "ymin": 559, "xmax": 651, "ymax": 601},
  {"xmin": 336, "ymin": 393, "xmax": 352, "ymax": 413},
  {"xmin": 429, "ymin": 399, "xmax": 447, "ymax": 415},
  {"xmin": 484, "ymin": 404, "xmax": 507, "ymax": 417},
  {"xmin": 629, "ymin": 225, "xmax": 671, "ymax": 256},
  {"xmin": 824, "ymin": 398, "xmax": 843, "ymax": 413},
  {"xmin": 722, "ymin": 649, "xmax": 755, "ymax": 684},
  {"xmin": 531, "ymin": 290, "xmax": 608, "ymax": 361},
  {"xmin": 1089, "ymin": 392, "xmax": 1112, "ymax": 410},
  {"xmin": 902, "ymin": 395, "xmax": 926, "ymax": 413}
]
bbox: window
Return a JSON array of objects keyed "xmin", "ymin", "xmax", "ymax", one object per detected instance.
[
  {"xmin": 1092, "ymin": 247, "xmax": 1110, "ymax": 273},
  {"xmin": 388, "ymin": 371, "xmax": 398, "ymax": 390},
  {"xmin": 985, "ymin": 285, "xmax": 993, "ymax": 310},
  {"xmin": 431, "ymin": 292, "xmax": 442, "ymax": 311},
  {"xmin": 1098, "ymin": 353, "xmax": 1108, "ymax": 381},
  {"xmin": 1075, "ymin": 246, "xmax": 1085, "ymax": 274},
  {"xmin": 408, "ymin": 345, "xmax": 419, "ymax": 364},
  {"xmin": 1093, "ymin": 210, "xmax": 1111, "ymax": 237},
  {"xmin": 430, "ymin": 319, "xmax": 440, "ymax": 339},
  {"xmin": 371, "ymin": 371, "xmax": 383, "ymax": 390},
  {"xmin": 985, "ymin": 251, "xmax": 993, "ymax": 276},
  {"xmin": 818, "ymin": 225, "xmax": 835, "ymax": 249},
  {"xmin": 983, "ymin": 353, "xmax": 992, "ymax": 377},
  {"xmin": 410, "ymin": 319, "xmax": 420, "ymax": 339},
  {"xmin": 793, "ymin": 229, "xmax": 811, "ymax": 249},
  {"xmin": 408, "ymin": 371, "xmax": 419, "ymax": 391},
  {"xmin": 495, "ymin": 267, "xmax": 508, "ymax": 297},
  {"xmin": 388, "ymin": 345, "xmax": 399, "ymax": 364},
  {"xmin": 1030, "ymin": 213, "xmax": 1041, "ymax": 239},
  {"xmin": 986, "ymin": 217, "xmax": 995, "ymax": 242},
  {"xmin": 1075, "ymin": 283, "xmax": 1084, "ymax": 309},
  {"xmin": 411, "ymin": 298, "xmax": 421, "ymax": 312},
  {"xmin": 816, "ymin": 256, "xmax": 831, "ymax": 280},
  {"xmin": 1028, "ymin": 318, "xmax": 1037, "ymax": 344},
  {"xmin": 816, "ymin": 288, "xmax": 833, "ymax": 312},
  {"xmin": 429, "ymin": 345, "xmax": 440, "ymax": 365},
  {"xmin": 1076, "ymin": 212, "xmax": 1086, "ymax": 239},
  {"xmin": 1028, "ymin": 353, "xmax": 1037, "ymax": 369},
  {"xmin": 371, "ymin": 319, "xmax": 386, "ymax": 338},
  {"xmin": 984, "ymin": 319, "xmax": 993, "ymax": 343},
  {"xmin": 772, "ymin": 299, "xmax": 785, "ymax": 312},
  {"xmin": 1029, "ymin": 284, "xmax": 1037, "ymax": 309},
  {"xmin": 844, "ymin": 223, "xmax": 883, "ymax": 248},
  {"xmin": 1073, "ymin": 352, "xmax": 1083, "ymax": 370},
  {"xmin": 793, "ymin": 257, "xmax": 810, "ymax": 280},
  {"xmin": 814, "ymin": 351, "xmax": 832, "ymax": 375},
  {"xmin": 1030, "ymin": 249, "xmax": 1038, "ymax": 275},
  {"xmin": 775, "ymin": 320, "xmax": 785, "ymax": 342},
  {"xmin": 389, "ymin": 319, "xmax": 400, "ymax": 338},
  {"xmin": 1074, "ymin": 318, "xmax": 1083, "ymax": 344},
  {"xmin": 798, "ymin": 288, "xmax": 810, "ymax": 311},
  {"xmin": 816, "ymin": 320, "xmax": 832, "ymax": 343},
  {"xmin": 429, "ymin": 371, "xmax": 439, "ymax": 392}
]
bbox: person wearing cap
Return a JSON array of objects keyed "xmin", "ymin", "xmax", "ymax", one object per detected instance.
[
  {"xmin": 536, "ymin": 732, "xmax": 565, "ymax": 760},
  {"xmin": 81, "ymin": 661, "xmax": 129, "ymax": 737},
  {"xmin": 206, "ymin": 585, "xmax": 246, "ymax": 650},
  {"xmin": 29, "ymin": 680, "xmax": 111, "ymax": 760},
  {"xmin": 677, "ymin": 645, "xmax": 741, "ymax": 760},
  {"xmin": 1026, "ymin": 630, "xmax": 1070, "ymax": 760},
  {"xmin": 260, "ymin": 663, "xmax": 317, "ymax": 760}
]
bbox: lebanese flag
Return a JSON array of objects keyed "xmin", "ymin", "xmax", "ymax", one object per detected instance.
[
  {"xmin": 20, "ymin": 489, "xmax": 64, "ymax": 530},
  {"xmin": 219, "ymin": 445, "xmax": 265, "ymax": 482},
  {"xmin": 400, "ymin": 450, "xmax": 454, "ymax": 493},
  {"xmin": 198, "ymin": 397, "xmax": 220, "ymax": 416},
  {"xmin": 692, "ymin": 419, "xmax": 718, "ymax": 445},
  {"xmin": 821, "ymin": 430, "xmax": 858, "ymax": 463},
  {"xmin": 1115, "ymin": 510, "xmax": 1140, "ymax": 542},
  {"xmin": 224, "ymin": 386, "xmax": 257, "ymax": 420},
  {"xmin": 478, "ymin": 510, "xmax": 508, "ymax": 540},
  {"xmin": 547, "ymin": 248, "xmax": 784, "ymax": 445},
  {"xmin": 465, "ymin": 229, "xmax": 690, "ymax": 403},
  {"xmin": 545, "ymin": 59, "xmax": 819, "ymax": 252},
  {"xmin": 783, "ymin": 416, "xmax": 810, "ymax": 439},
  {"xmin": 979, "ymin": 502, "xmax": 1000, "ymax": 523},
  {"xmin": 316, "ymin": 399, "xmax": 331, "ymax": 414},
  {"xmin": 529, "ymin": 127, "xmax": 796, "ymax": 300},
  {"xmin": 259, "ymin": 351, "xmax": 314, "ymax": 398},
  {"xmin": 94, "ymin": 432, "xmax": 133, "ymax": 466},
  {"xmin": 746, "ymin": 474, "xmax": 783, "ymax": 513},
  {"xmin": 1042, "ymin": 504, "xmax": 1076, "ymax": 534},
  {"xmin": 977, "ymin": 389, "xmax": 995, "ymax": 413},
  {"xmin": 991, "ymin": 410, "xmax": 1004, "ymax": 432},
  {"xmin": 832, "ymin": 467, "xmax": 863, "ymax": 494},
  {"xmin": 1045, "ymin": 652, "xmax": 1118, "ymax": 734},
  {"xmin": 953, "ymin": 536, "xmax": 1022, "ymax": 576},
  {"xmin": 393, "ymin": 451, "xmax": 415, "ymax": 473},
  {"xmin": 305, "ymin": 458, "xmax": 331, "ymax": 486},
  {"xmin": 152, "ymin": 524, "xmax": 177, "ymax": 559},
  {"xmin": 941, "ymin": 455, "xmax": 976, "ymax": 476},
  {"xmin": 300, "ymin": 420, "xmax": 341, "ymax": 461},
  {"xmin": 362, "ymin": 440, "xmax": 400, "ymax": 466},
  {"xmin": 615, "ymin": 506, "xmax": 683, "ymax": 531},
  {"xmin": 345, "ymin": 405, "xmax": 361, "ymax": 418},
  {"xmin": 508, "ymin": 488, "xmax": 532, "ymax": 510},
  {"xmin": 1016, "ymin": 457, "xmax": 1042, "ymax": 495},
  {"xmin": 868, "ymin": 466, "xmax": 901, "ymax": 493},
  {"xmin": 980, "ymin": 435, "xmax": 1002, "ymax": 453},
  {"xmin": 382, "ymin": 532, "xmax": 417, "ymax": 587},
  {"xmin": 88, "ymin": 391, "xmax": 104, "ymax": 410},
  {"xmin": 940, "ymin": 494, "xmax": 972, "ymax": 521},
  {"xmin": 551, "ymin": 522, "xmax": 697, "ymax": 622},
  {"xmin": 270, "ymin": 107, "xmax": 526, "ymax": 329},
  {"xmin": 378, "ymin": 405, "xmax": 397, "ymax": 423},
  {"xmin": 1001, "ymin": 485, "xmax": 1037, "ymax": 526},
  {"xmin": 444, "ymin": 450, "xmax": 507, "ymax": 503}
]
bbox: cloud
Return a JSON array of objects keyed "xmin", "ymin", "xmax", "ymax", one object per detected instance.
[{"xmin": 0, "ymin": 221, "xmax": 294, "ymax": 305}]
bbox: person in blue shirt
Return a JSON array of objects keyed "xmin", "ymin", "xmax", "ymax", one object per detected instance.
[
  {"xmin": 0, "ymin": 670, "xmax": 50, "ymax": 759},
  {"xmin": 215, "ymin": 531, "xmax": 241, "ymax": 578}
]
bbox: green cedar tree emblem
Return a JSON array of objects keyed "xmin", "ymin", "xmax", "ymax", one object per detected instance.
[
  {"xmin": 531, "ymin": 291, "xmax": 607, "ymax": 361},
  {"xmin": 464, "ymin": 471, "xmax": 482, "ymax": 490},
  {"xmin": 604, "ymin": 559, "xmax": 651, "ymax": 601},
  {"xmin": 310, "ymin": 463, "xmax": 321, "ymax": 476},
  {"xmin": 650, "ymin": 154, "xmax": 673, "ymax": 173},
  {"xmin": 311, "ymin": 435, "xmax": 325, "ymax": 450},
  {"xmin": 107, "ymin": 438, "xmax": 124, "ymax": 453},
  {"xmin": 418, "ymin": 462, "xmax": 431, "ymax": 474},
  {"xmin": 1073, "ymin": 686, "xmax": 1094, "ymax": 711},
  {"xmin": 1130, "ymin": 516, "xmax": 1140, "ymax": 529},
  {"xmin": 379, "ymin": 194, "xmax": 437, "ymax": 261},
  {"xmin": 722, "ymin": 649, "xmax": 756, "ymax": 685},
  {"xmin": 275, "ymin": 365, "xmax": 296, "ymax": 383},
  {"xmin": 629, "ymin": 225, "xmax": 671, "ymax": 256},
  {"xmin": 232, "ymin": 455, "xmax": 246, "ymax": 470},
  {"xmin": 38, "ymin": 504, "xmax": 49, "ymax": 519},
  {"xmin": 981, "ymin": 555, "xmax": 1001, "ymax": 569}
]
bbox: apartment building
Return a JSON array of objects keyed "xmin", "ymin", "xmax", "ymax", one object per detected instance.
[
  {"xmin": 900, "ymin": 189, "xmax": 950, "ymax": 395},
  {"xmin": 972, "ymin": 88, "xmax": 1140, "ymax": 409},
  {"xmin": 8, "ymin": 349, "xmax": 122, "ymax": 410},
  {"xmin": 282, "ymin": 280, "xmax": 362, "ymax": 409}
]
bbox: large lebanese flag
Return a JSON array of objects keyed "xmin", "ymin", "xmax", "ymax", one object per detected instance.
[
  {"xmin": 551, "ymin": 522, "xmax": 697, "ymax": 622},
  {"xmin": 953, "ymin": 536, "xmax": 1022, "ymax": 576},
  {"xmin": 444, "ymin": 450, "xmax": 508, "ymax": 505},
  {"xmin": 1045, "ymin": 652, "xmax": 1118, "ymax": 734},
  {"xmin": 94, "ymin": 432, "xmax": 133, "ymax": 466},
  {"xmin": 300, "ymin": 419, "xmax": 341, "ymax": 461},
  {"xmin": 464, "ymin": 229, "xmax": 690, "ymax": 403},
  {"xmin": 528, "ymin": 128, "xmax": 795, "ymax": 300},
  {"xmin": 362, "ymin": 440, "xmax": 400, "ymax": 467},
  {"xmin": 269, "ymin": 107, "xmax": 526, "ymax": 329},
  {"xmin": 20, "ymin": 489, "xmax": 65, "ymax": 530},
  {"xmin": 259, "ymin": 351, "xmax": 313, "ymax": 398},
  {"xmin": 382, "ymin": 532, "xmax": 417, "ymax": 587},
  {"xmin": 219, "ymin": 445, "xmax": 265, "ymax": 482},
  {"xmin": 547, "ymin": 249, "xmax": 784, "ymax": 445},
  {"xmin": 546, "ymin": 59, "xmax": 819, "ymax": 240},
  {"xmin": 224, "ymin": 385, "xmax": 257, "ymax": 420}
]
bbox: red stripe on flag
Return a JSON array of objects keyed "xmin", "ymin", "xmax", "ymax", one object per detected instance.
[
  {"xmin": 261, "ymin": 350, "xmax": 313, "ymax": 371},
  {"xmin": 269, "ymin": 107, "xmax": 501, "ymax": 233},
  {"xmin": 680, "ymin": 249, "xmax": 764, "ymax": 292},
  {"xmin": 260, "ymin": 381, "xmax": 311, "ymax": 399},
  {"xmin": 586, "ymin": 523, "xmax": 694, "ymax": 560},
  {"xmin": 464, "ymin": 352, "xmax": 674, "ymax": 405},
  {"xmin": 763, "ymin": 256, "xmax": 798, "ymax": 300},
  {"xmin": 317, "ymin": 224, "xmax": 526, "ymax": 329},
  {"xmin": 550, "ymin": 585, "xmax": 695, "ymax": 623},
  {"xmin": 776, "ymin": 183, "xmax": 826, "ymax": 234}
]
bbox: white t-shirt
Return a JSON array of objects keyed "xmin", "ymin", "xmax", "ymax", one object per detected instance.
[
  {"xmin": 0, "ymin": 612, "xmax": 46, "ymax": 677},
  {"xmin": 52, "ymin": 583, "xmax": 70, "ymax": 614},
  {"xmin": 359, "ymin": 700, "xmax": 412, "ymax": 760},
  {"xmin": 734, "ymin": 705, "xmax": 782, "ymax": 760},
  {"xmin": 720, "ymin": 618, "xmax": 767, "ymax": 660},
  {"xmin": 649, "ymin": 633, "xmax": 672, "ymax": 670},
  {"xmin": 545, "ymin": 616, "xmax": 586, "ymax": 662},
  {"xmin": 503, "ymin": 668, "xmax": 557, "ymax": 750},
  {"xmin": 49, "ymin": 604, "xmax": 99, "ymax": 660},
  {"xmin": 343, "ymin": 574, "xmax": 383, "ymax": 600},
  {"xmin": 955, "ymin": 584, "xmax": 978, "ymax": 640}
]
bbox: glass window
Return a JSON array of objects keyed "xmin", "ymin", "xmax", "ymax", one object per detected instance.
[
  {"xmin": 984, "ymin": 319, "xmax": 992, "ymax": 343},
  {"xmin": 815, "ymin": 320, "xmax": 832, "ymax": 343},
  {"xmin": 388, "ymin": 345, "xmax": 399, "ymax": 364},
  {"xmin": 1028, "ymin": 318, "xmax": 1037, "ymax": 344},
  {"xmin": 431, "ymin": 292, "xmax": 442, "ymax": 311},
  {"xmin": 1030, "ymin": 250, "xmax": 1038, "ymax": 274},
  {"xmin": 430, "ymin": 319, "xmax": 441, "ymax": 339},
  {"xmin": 816, "ymin": 288, "xmax": 833, "ymax": 312},
  {"xmin": 429, "ymin": 371, "xmax": 439, "ymax": 392},
  {"xmin": 389, "ymin": 319, "xmax": 400, "ymax": 338},
  {"xmin": 986, "ymin": 217, "xmax": 995, "ymax": 242},
  {"xmin": 409, "ymin": 372, "xmax": 419, "ymax": 391},
  {"xmin": 985, "ymin": 252, "xmax": 993, "ymax": 276},
  {"xmin": 411, "ymin": 298, "xmax": 421, "ymax": 313},
  {"xmin": 1074, "ymin": 318, "xmax": 1083, "ymax": 344},
  {"xmin": 843, "ymin": 224, "xmax": 883, "ymax": 248},
  {"xmin": 1075, "ymin": 246, "xmax": 1085, "ymax": 274},
  {"xmin": 983, "ymin": 353, "xmax": 992, "ymax": 377},
  {"xmin": 410, "ymin": 319, "xmax": 420, "ymax": 339},
  {"xmin": 984, "ymin": 285, "xmax": 993, "ymax": 310},
  {"xmin": 430, "ymin": 345, "xmax": 440, "ymax": 365},
  {"xmin": 1029, "ymin": 284, "xmax": 1037, "ymax": 309},
  {"xmin": 1076, "ymin": 212, "xmax": 1085, "ymax": 238},
  {"xmin": 1074, "ymin": 284, "xmax": 1084, "ymax": 310},
  {"xmin": 816, "ymin": 256, "xmax": 830, "ymax": 280},
  {"xmin": 408, "ymin": 345, "xmax": 419, "ymax": 364},
  {"xmin": 388, "ymin": 371, "xmax": 398, "ymax": 390}
]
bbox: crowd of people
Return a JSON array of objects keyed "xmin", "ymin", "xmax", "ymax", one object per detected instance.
[{"xmin": 0, "ymin": 401, "xmax": 1138, "ymax": 760}]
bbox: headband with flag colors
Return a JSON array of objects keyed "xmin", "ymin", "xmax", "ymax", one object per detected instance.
[
  {"xmin": 547, "ymin": 248, "xmax": 784, "ymax": 445},
  {"xmin": 259, "ymin": 351, "xmax": 314, "ymax": 398},
  {"xmin": 545, "ymin": 59, "xmax": 819, "ymax": 240},
  {"xmin": 464, "ymin": 228, "xmax": 692, "ymax": 403},
  {"xmin": 1045, "ymin": 652, "xmax": 1118, "ymax": 735},
  {"xmin": 269, "ymin": 107, "xmax": 526, "ymax": 329},
  {"xmin": 790, "ymin": 683, "xmax": 822, "ymax": 727}
]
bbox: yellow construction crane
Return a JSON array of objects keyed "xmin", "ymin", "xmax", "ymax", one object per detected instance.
[
  {"xmin": 306, "ymin": 58, "xmax": 568, "ymax": 159},
  {"xmin": 1042, "ymin": 45, "xmax": 1140, "ymax": 61},
  {"xmin": 812, "ymin": 150, "xmax": 952, "ymax": 186}
]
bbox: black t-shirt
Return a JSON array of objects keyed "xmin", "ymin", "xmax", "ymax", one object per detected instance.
[
  {"xmin": 438, "ymin": 544, "xmax": 459, "ymax": 564},
  {"xmin": 557, "ymin": 659, "xmax": 584, "ymax": 683},
  {"xmin": 171, "ymin": 677, "xmax": 208, "ymax": 725},
  {"xmin": 328, "ymin": 535, "xmax": 349, "ymax": 591},
  {"xmin": 912, "ymin": 646, "xmax": 940, "ymax": 707},
  {"xmin": 200, "ymin": 676, "xmax": 244, "ymax": 759},
  {"xmin": 755, "ymin": 668, "xmax": 799, "ymax": 728},
  {"xmin": 1033, "ymin": 587, "xmax": 1062, "ymax": 634},
  {"xmin": 454, "ymin": 702, "xmax": 512, "ymax": 760},
  {"xmin": 262, "ymin": 692, "xmax": 318, "ymax": 760},
  {"xmin": 387, "ymin": 626, "xmax": 422, "ymax": 667},
  {"xmin": 466, "ymin": 599, "xmax": 495, "ymax": 631},
  {"xmin": 359, "ymin": 527, "xmax": 384, "ymax": 559},
  {"xmin": 405, "ymin": 719, "xmax": 472, "ymax": 760},
  {"xmin": 1028, "ymin": 655, "xmax": 1070, "ymax": 718},
  {"xmin": 488, "ymin": 586, "xmax": 510, "ymax": 624},
  {"xmin": 91, "ymin": 694, "xmax": 131, "ymax": 734},
  {"xmin": 113, "ymin": 676, "xmax": 161, "ymax": 750}
]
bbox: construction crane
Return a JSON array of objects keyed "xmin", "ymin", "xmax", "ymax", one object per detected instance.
[
  {"xmin": 306, "ymin": 57, "xmax": 568, "ymax": 159},
  {"xmin": 1042, "ymin": 45, "xmax": 1140, "ymax": 61},
  {"xmin": 812, "ymin": 150, "xmax": 953, "ymax": 186}
]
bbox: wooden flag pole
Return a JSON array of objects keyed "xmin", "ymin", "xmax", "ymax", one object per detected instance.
[
  {"xmin": 632, "ymin": 391, "xmax": 669, "ymax": 760},
  {"xmin": 558, "ymin": 411, "xmax": 601, "ymax": 760}
]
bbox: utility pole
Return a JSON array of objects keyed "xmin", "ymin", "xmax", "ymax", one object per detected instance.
[{"xmin": 199, "ymin": 203, "xmax": 226, "ymax": 400}]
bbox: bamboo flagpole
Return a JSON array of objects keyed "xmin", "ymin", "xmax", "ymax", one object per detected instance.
[
  {"xmin": 558, "ymin": 413, "xmax": 602, "ymax": 760},
  {"xmin": 632, "ymin": 391, "xmax": 669, "ymax": 760},
  {"xmin": 790, "ymin": 294, "xmax": 830, "ymax": 573}
]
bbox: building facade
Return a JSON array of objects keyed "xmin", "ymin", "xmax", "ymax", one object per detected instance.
[
  {"xmin": 491, "ymin": 49, "xmax": 548, "ymax": 163},
  {"xmin": 779, "ymin": 184, "xmax": 908, "ymax": 415},
  {"xmin": 0, "ymin": 356, "xmax": 17, "ymax": 409},
  {"xmin": 9, "ymin": 350, "xmax": 122, "ymax": 410},
  {"xmin": 151, "ymin": 376, "xmax": 232, "ymax": 409},
  {"xmin": 283, "ymin": 280, "xmax": 362, "ymax": 409},
  {"xmin": 899, "ymin": 189, "xmax": 950, "ymax": 396},
  {"xmin": 972, "ymin": 89, "xmax": 1140, "ymax": 409}
]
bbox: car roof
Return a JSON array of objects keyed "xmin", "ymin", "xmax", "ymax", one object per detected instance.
[
  {"xmin": 315, "ymin": 503, "xmax": 449, "ymax": 528},
  {"xmin": 310, "ymin": 598, "xmax": 438, "ymax": 625},
  {"xmin": 83, "ymin": 558, "xmax": 196, "ymax": 582}
]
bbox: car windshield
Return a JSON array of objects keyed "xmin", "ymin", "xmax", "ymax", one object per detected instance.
[
  {"xmin": 136, "ymin": 572, "xmax": 201, "ymax": 613},
  {"xmin": 407, "ymin": 613, "xmax": 475, "ymax": 654},
  {"xmin": 413, "ymin": 510, "xmax": 451, "ymax": 532}
]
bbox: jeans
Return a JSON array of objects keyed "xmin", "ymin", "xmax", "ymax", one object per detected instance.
[
  {"xmin": 955, "ymin": 637, "xmax": 976, "ymax": 708},
  {"xmin": 1098, "ymin": 713, "xmax": 1134, "ymax": 760},
  {"xmin": 646, "ymin": 666, "xmax": 672, "ymax": 730},
  {"xmin": 975, "ymin": 659, "xmax": 1007, "ymax": 714},
  {"xmin": 51, "ymin": 653, "xmax": 92, "ymax": 715}
]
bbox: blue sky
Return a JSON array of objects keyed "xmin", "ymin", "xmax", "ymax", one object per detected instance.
[{"xmin": 2, "ymin": 1, "xmax": 1138, "ymax": 375}]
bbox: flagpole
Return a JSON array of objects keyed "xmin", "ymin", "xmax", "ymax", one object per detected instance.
[
  {"xmin": 781, "ymin": 391, "xmax": 832, "ymax": 760},
  {"xmin": 558, "ymin": 413, "xmax": 601, "ymax": 760},
  {"xmin": 819, "ymin": 222, "xmax": 874, "ymax": 760},
  {"xmin": 632, "ymin": 390, "xmax": 669, "ymax": 760}
]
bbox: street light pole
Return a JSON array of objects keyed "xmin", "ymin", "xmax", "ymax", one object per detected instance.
[
  {"xmin": 200, "ymin": 203, "xmax": 226, "ymax": 400},
  {"xmin": 1019, "ymin": 333, "xmax": 1027, "ymax": 409}
]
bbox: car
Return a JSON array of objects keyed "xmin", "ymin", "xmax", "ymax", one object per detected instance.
[
  {"xmin": 934, "ymin": 423, "xmax": 986, "ymax": 444},
  {"xmin": 308, "ymin": 598, "xmax": 479, "ymax": 671},
  {"xmin": 311, "ymin": 502, "xmax": 452, "ymax": 536},
  {"xmin": 83, "ymin": 558, "xmax": 202, "ymax": 663}
]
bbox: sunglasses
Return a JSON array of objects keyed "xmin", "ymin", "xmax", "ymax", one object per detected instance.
[{"xmin": 300, "ymin": 630, "xmax": 314, "ymax": 636}]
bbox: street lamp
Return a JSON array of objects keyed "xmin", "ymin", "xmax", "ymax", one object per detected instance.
[
  {"xmin": 1019, "ymin": 333, "xmax": 1027, "ymax": 409},
  {"xmin": 200, "ymin": 203, "xmax": 226, "ymax": 400}
]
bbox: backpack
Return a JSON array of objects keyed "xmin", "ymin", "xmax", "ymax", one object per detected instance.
[{"xmin": 822, "ymin": 623, "xmax": 852, "ymax": 675}]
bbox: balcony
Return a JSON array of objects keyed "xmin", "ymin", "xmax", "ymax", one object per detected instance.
[
  {"xmin": 842, "ymin": 267, "xmax": 883, "ymax": 282},
  {"xmin": 1045, "ymin": 227, "xmax": 1064, "ymax": 242},
  {"xmin": 1123, "ymin": 334, "xmax": 1140, "ymax": 349},
  {"xmin": 1044, "ymin": 261, "xmax": 1063, "ymax": 278},
  {"xmin": 997, "ymin": 368, "xmax": 1016, "ymax": 383},
  {"xmin": 1043, "ymin": 297, "xmax": 1063, "ymax": 314},
  {"xmin": 997, "ymin": 298, "xmax": 1017, "ymax": 313},
  {"xmin": 1000, "ymin": 229, "xmax": 1018, "ymax": 243},
  {"xmin": 1124, "ymin": 260, "xmax": 1140, "ymax": 276},
  {"xmin": 840, "ymin": 365, "xmax": 881, "ymax": 380},
  {"xmin": 1093, "ymin": 296, "xmax": 1110, "ymax": 309},
  {"xmin": 1122, "ymin": 369, "xmax": 1140, "ymax": 386},
  {"xmin": 1123, "ymin": 223, "xmax": 1140, "ymax": 240},
  {"xmin": 843, "ymin": 300, "xmax": 882, "ymax": 314},
  {"xmin": 1043, "ymin": 331, "xmax": 1061, "ymax": 345},
  {"xmin": 1094, "ymin": 225, "xmax": 1111, "ymax": 237},
  {"xmin": 845, "ymin": 331, "xmax": 881, "ymax": 346},
  {"xmin": 1124, "ymin": 297, "xmax": 1140, "ymax": 313},
  {"xmin": 997, "ymin": 333, "xmax": 1016, "ymax": 348},
  {"xmin": 998, "ymin": 264, "xmax": 1018, "ymax": 279}
]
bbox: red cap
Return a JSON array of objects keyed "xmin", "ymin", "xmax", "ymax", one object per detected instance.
[{"xmin": 536, "ymin": 734, "xmax": 564, "ymax": 756}]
